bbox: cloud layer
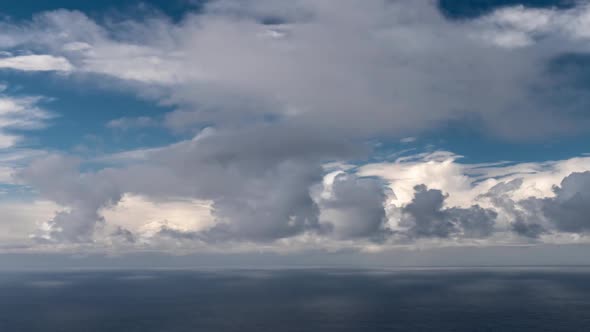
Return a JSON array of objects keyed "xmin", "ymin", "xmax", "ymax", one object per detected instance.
[{"xmin": 1, "ymin": 1, "xmax": 590, "ymax": 254}]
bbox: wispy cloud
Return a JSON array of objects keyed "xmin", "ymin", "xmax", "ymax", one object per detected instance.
[{"xmin": 0, "ymin": 55, "xmax": 73, "ymax": 72}]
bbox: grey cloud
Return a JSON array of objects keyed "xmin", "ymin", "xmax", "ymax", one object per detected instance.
[
  {"xmin": 111, "ymin": 226, "xmax": 137, "ymax": 243},
  {"xmin": 483, "ymin": 178, "xmax": 547, "ymax": 238},
  {"xmin": 486, "ymin": 178, "xmax": 524, "ymax": 196},
  {"xmin": 3, "ymin": 1, "xmax": 590, "ymax": 139},
  {"xmin": 539, "ymin": 171, "xmax": 590, "ymax": 233},
  {"xmin": 157, "ymin": 226, "xmax": 200, "ymax": 241},
  {"xmin": 140, "ymin": 125, "xmax": 365, "ymax": 242},
  {"xmin": 511, "ymin": 219, "xmax": 546, "ymax": 238},
  {"xmin": 19, "ymin": 155, "xmax": 123, "ymax": 243},
  {"xmin": 320, "ymin": 173, "xmax": 390, "ymax": 241},
  {"xmin": 446, "ymin": 206, "xmax": 497, "ymax": 238},
  {"xmin": 22, "ymin": 125, "xmax": 365, "ymax": 244},
  {"xmin": 201, "ymin": 160, "xmax": 326, "ymax": 242},
  {"xmin": 401, "ymin": 185, "xmax": 497, "ymax": 239},
  {"xmin": 401, "ymin": 185, "xmax": 456, "ymax": 238}
]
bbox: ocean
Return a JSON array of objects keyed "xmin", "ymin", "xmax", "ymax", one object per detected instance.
[{"xmin": 0, "ymin": 268, "xmax": 589, "ymax": 331}]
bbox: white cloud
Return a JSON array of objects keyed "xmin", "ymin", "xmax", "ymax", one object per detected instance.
[
  {"xmin": 0, "ymin": 55, "xmax": 73, "ymax": 72},
  {"xmin": 360, "ymin": 152, "xmax": 590, "ymax": 208},
  {"xmin": 0, "ymin": 133, "xmax": 18, "ymax": 150},
  {"xmin": 475, "ymin": 3, "xmax": 590, "ymax": 47},
  {"xmin": 0, "ymin": 200, "xmax": 62, "ymax": 245},
  {"xmin": 0, "ymin": 92, "xmax": 53, "ymax": 151},
  {"xmin": 100, "ymin": 194, "xmax": 214, "ymax": 239}
]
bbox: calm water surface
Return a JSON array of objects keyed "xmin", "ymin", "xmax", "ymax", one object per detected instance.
[{"xmin": 0, "ymin": 268, "xmax": 589, "ymax": 331}]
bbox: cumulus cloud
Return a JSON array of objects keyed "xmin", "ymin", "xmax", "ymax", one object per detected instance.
[
  {"xmin": 7, "ymin": 139, "xmax": 590, "ymax": 254},
  {"xmin": 400, "ymin": 185, "xmax": 497, "ymax": 239},
  {"xmin": 360, "ymin": 151, "xmax": 590, "ymax": 243},
  {"xmin": 534, "ymin": 171, "xmax": 590, "ymax": 233}
]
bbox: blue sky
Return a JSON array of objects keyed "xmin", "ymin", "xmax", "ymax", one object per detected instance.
[
  {"xmin": 0, "ymin": 0, "xmax": 199, "ymax": 20},
  {"xmin": 1, "ymin": 0, "xmax": 590, "ymax": 265}
]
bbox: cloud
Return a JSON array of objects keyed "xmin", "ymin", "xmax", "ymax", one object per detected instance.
[
  {"xmin": 401, "ymin": 185, "xmax": 457, "ymax": 238},
  {"xmin": 533, "ymin": 171, "xmax": 590, "ymax": 233},
  {"xmin": 400, "ymin": 185, "xmax": 497, "ymax": 239},
  {"xmin": 511, "ymin": 219, "xmax": 546, "ymax": 239},
  {"xmin": 0, "ymin": 200, "xmax": 61, "ymax": 245},
  {"xmin": 20, "ymin": 155, "xmax": 123, "ymax": 243},
  {"xmin": 474, "ymin": 3, "xmax": 590, "ymax": 48},
  {"xmin": 5, "ymin": 1, "xmax": 590, "ymax": 254},
  {"xmin": 101, "ymin": 194, "xmax": 214, "ymax": 237},
  {"xmin": 0, "ymin": 91, "xmax": 53, "ymax": 149},
  {"xmin": 11, "ymin": 144, "xmax": 590, "ymax": 252},
  {"xmin": 19, "ymin": 124, "xmax": 363, "ymax": 244},
  {"xmin": 3, "ymin": 1, "xmax": 590, "ymax": 140},
  {"xmin": 360, "ymin": 151, "xmax": 590, "ymax": 243},
  {"xmin": 111, "ymin": 226, "xmax": 136, "ymax": 244},
  {"xmin": 106, "ymin": 116, "xmax": 158, "ymax": 130},
  {"xmin": 0, "ymin": 55, "xmax": 73, "ymax": 72},
  {"xmin": 319, "ymin": 173, "xmax": 390, "ymax": 241}
]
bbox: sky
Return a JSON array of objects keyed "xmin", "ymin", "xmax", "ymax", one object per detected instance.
[{"xmin": 1, "ymin": 0, "xmax": 590, "ymax": 268}]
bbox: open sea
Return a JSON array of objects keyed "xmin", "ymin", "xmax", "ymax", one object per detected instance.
[{"xmin": 1, "ymin": 268, "xmax": 589, "ymax": 331}]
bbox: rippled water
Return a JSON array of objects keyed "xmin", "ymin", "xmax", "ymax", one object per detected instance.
[{"xmin": 1, "ymin": 268, "xmax": 589, "ymax": 331}]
